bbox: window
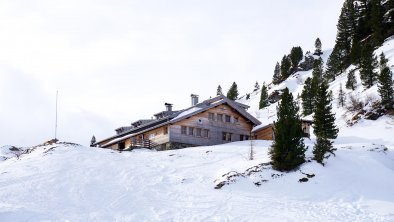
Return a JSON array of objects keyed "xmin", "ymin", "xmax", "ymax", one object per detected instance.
[
  {"xmin": 188, "ymin": 127, "xmax": 194, "ymax": 136},
  {"xmin": 181, "ymin": 126, "xmax": 187, "ymax": 135},
  {"xmin": 240, "ymin": 135, "xmax": 244, "ymax": 141},
  {"xmin": 208, "ymin": 113, "xmax": 215, "ymax": 121},
  {"xmin": 245, "ymin": 135, "xmax": 249, "ymax": 140},
  {"xmin": 234, "ymin": 117, "xmax": 239, "ymax": 123},
  {"xmin": 217, "ymin": 114, "xmax": 223, "ymax": 122},
  {"xmin": 196, "ymin": 128, "xmax": 202, "ymax": 137},
  {"xmin": 164, "ymin": 126, "xmax": 168, "ymax": 135},
  {"xmin": 203, "ymin": 129, "xmax": 209, "ymax": 138},
  {"xmin": 222, "ymin": 132, "xmax": 232, "ymax": 141},
  {"xmin": 149, "ymin": 133, "xmax": 156, "ymax": 139},
  {"xmin": 225, "ymin": 115, "xmax": 231, "ymax": 123},
  {"xmin": 227, "ymin": 133, "xmax": 232, "ymax": 141}
]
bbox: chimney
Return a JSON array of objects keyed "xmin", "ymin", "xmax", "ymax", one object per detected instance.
[
  {"xmin": 165, "ymin": 103, "xmax": 173, "ymax": 111},
  {"xmin": 191, "ymin": 94, "xmax": 199, "ymax": 106}
]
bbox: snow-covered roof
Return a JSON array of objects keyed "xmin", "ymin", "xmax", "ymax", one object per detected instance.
[{"xmin": 171, "ymin": 107, "xmax": 202, "ymax": 121}]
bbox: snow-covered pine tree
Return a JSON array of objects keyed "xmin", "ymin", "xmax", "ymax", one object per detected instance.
[
  {"xmin": 313, "ymin": 81, "xmax": 338, "ymax": 164},
  {"xmin": 338, "ymin": 83, "xmax": 346, "ymax": 107},
  {"xmin": 259, "ymin": 83, "xmax": 269, "ymax": 109},
  {"xmin": 346, "ymin": 69, "xmax": 357, "ymax": 90},
  {"xmin": 378, "ymin": 52, "xmax": 394, "ymax": 109},
  {"xmin": 272, "ymin": 62, "xmax": 282, "ymax": 85},
  {"xmin": 269, "ymin": 88, "xmax": 306, "ymax": 171},
  {"xmin": 217, "ymin": 85, "xmax": 223, "ymax": 96},
  {"xmin": 301, "ymin": 77, "xmax": 313, "ymax": 116},
  {"xmin": 226, "ymin": 82, "xmax": 239, "ymax": 100},
  {"xmin": 314, "ymin": 38, "xmax": 322, "ymax": 56},
  {"xmin": 359, "ymin": 45, "xmax": 378, "ymax": 88},
  {"xmin": 254, "ymin": 81, "xmax": 260, "ymax": 92}
]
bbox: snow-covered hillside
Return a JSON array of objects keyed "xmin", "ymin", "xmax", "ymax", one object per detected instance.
[
  {"xmin": 0, "ymin": 139, "xmax": 394, "ymax": 221},
  {"xmin": 239, "ymin": 37, "xmax": 394, "ymax": 140}
]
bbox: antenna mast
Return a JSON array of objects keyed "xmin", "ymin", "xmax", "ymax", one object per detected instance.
[{"xmin": 55, "ymin": 90, "xmax": 58, "ymax": 140}]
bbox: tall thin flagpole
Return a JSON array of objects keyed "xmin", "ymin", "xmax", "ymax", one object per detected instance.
[{"xmin": 55, "ymin": 90, "xmax": 58, "ymax": 140}]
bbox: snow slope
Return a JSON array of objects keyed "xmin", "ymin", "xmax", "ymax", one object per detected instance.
[
  {"xmin": 239, "ymin": 37, "xmax": 394, "ymax": 145},
  {"xmin": 0, "ymin": 140, "xmax": 394, "ymax": 221},
  {"xmin": 1, "ymin": 26, "xmax": 394, "ymax": 222}
]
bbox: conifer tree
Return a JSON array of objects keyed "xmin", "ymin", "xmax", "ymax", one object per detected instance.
[
  {"xmin": 259, "ymin": 83, "xmax": 269, "ymax": 109},
  {"xmin": 301, "ymin": 77, "xmax": 313, "ymax": 116},
  {"xmin": 313, "ymin": 81, "xmax": 338, "ymax": 164},
  {"xmin": 273, "ymin": 62, "xmax": 282, "ymax": 85},
  {"xmin": 370, "ymin": 0, "xmax": 384, "ymax": 45},
  {"xmin": 226, "ymin": 82, "xmax": 239, "ymax": 100},
  {"xmin": 290, "ymin": 46, "xmax": 303, "ymax": 71},
  {"xmin": 300, "ymin": 52, "xmax": 315, "ymax": 71},
  {"xmin": 217, "ymin": 85, "xmax": 223, "ymax": 96},
  {"xmin": 90, "ymin": 135, "xmax": 96, "ymax": 147},
  {"xmin": 325, "ymin": 49, "xmax": 342, "ymax": 79},
  {"xmin": 314, "ymin": 38, "xmax": 323, "ymax": 56},
  {"xmin": 346, "ymin": 69, "xmax": 357, "ymax": 90},
  {"xmin": 269, "ymin": 88, "xmax": 306, "ymax": 171},
  {"xmin": 327, "ymin": 0, "xmax": 355, "ymax": 76},
  {"xmin": 386, "ymin": 0, "xmax": 394, "ymax": 36},
  {"xmin": 350, "ymin": 40, "xmax": 363, "ymax": 66},
  {"xmin": 311, "ymin": 58, "xmax": 323, "ymax": 109},
  {"xmin": 254, "ymin": 81, "xmax": 260, "ymax": 92},
  {"xmin": 359, "ymin": 46, "xmax": 378, "ymax": 88},
  {"xmin": 338, "ymin": 83, "xmax": 346, "ymax": 107},
  {"xmin": 378, "ymin": 52, "xmax": 394, "ymax": 109},
  {"xmin": 280, "ymin": 55, "xmax": 292, "ymax": 79}
]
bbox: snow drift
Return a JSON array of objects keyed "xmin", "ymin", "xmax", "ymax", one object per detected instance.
[{"xmin": 0, "ymin": 139, "xmax": 394, "ymax": 221}]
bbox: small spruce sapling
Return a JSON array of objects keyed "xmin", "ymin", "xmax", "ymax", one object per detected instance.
[
  {"xmin": 90, "ymin": 135, "xmax": 96, "ymax": 147},
  {"xmin": 338, "ymin": 83, "xmax": 346, "ymax": 107},
  {"xmin": 273, "ymin": 62, "xmax": 282, "ymax": 85},
  {"xmin": 259, "ymin": 83, "xmax": 269, "ymax": 109},
  {"xmin": 254, "ymin": 81, "xmax": 260, "ymax": 92},
  {"xmin": 346, "ymin": 69, "xmax": 357, "ymax": 90},
  {"xmin": 217, "ymin": 85, "xmax": 223, "ymax": 96},
  {"xmin": 314, "ymin": 38, "xmax": 323, "ymax": 56}
]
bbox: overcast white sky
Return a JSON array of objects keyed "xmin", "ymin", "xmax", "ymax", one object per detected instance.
[{"xmin": 0, "ymin": 0, "xmax": 344, "ymax": 146}]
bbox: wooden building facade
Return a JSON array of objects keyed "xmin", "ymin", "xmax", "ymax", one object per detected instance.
[
  {"xmin": 252, "ymin": 120, "xmax": 313, "ymax": 140},
  {"xmin": 93, "ymin": 95, "xmax": 261, "ymax": 151}
]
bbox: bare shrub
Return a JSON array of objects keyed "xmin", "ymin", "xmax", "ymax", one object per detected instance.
[
  {"xmin": 346, "ymin": 94, "xmax": 364, "ymax": 112},
  {"xmin": 364, "ymin": 94, "xmax": 378, "ymax": 106}
]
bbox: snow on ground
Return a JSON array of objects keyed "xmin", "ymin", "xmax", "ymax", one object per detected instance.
[
  {"xmin": 1, "ymin": 30, "xmax": 393, "ymax": 222},
  {"xmin": 240, "ymin": 37, "xmax": 394, "ymax": 133},
  {"xmin": 0, "ymin": 146, "xmax": 25, "ymax": 162},
  {"xmin": 0, "ymin": 139, "xmax": 394, "ymax": 221}
]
